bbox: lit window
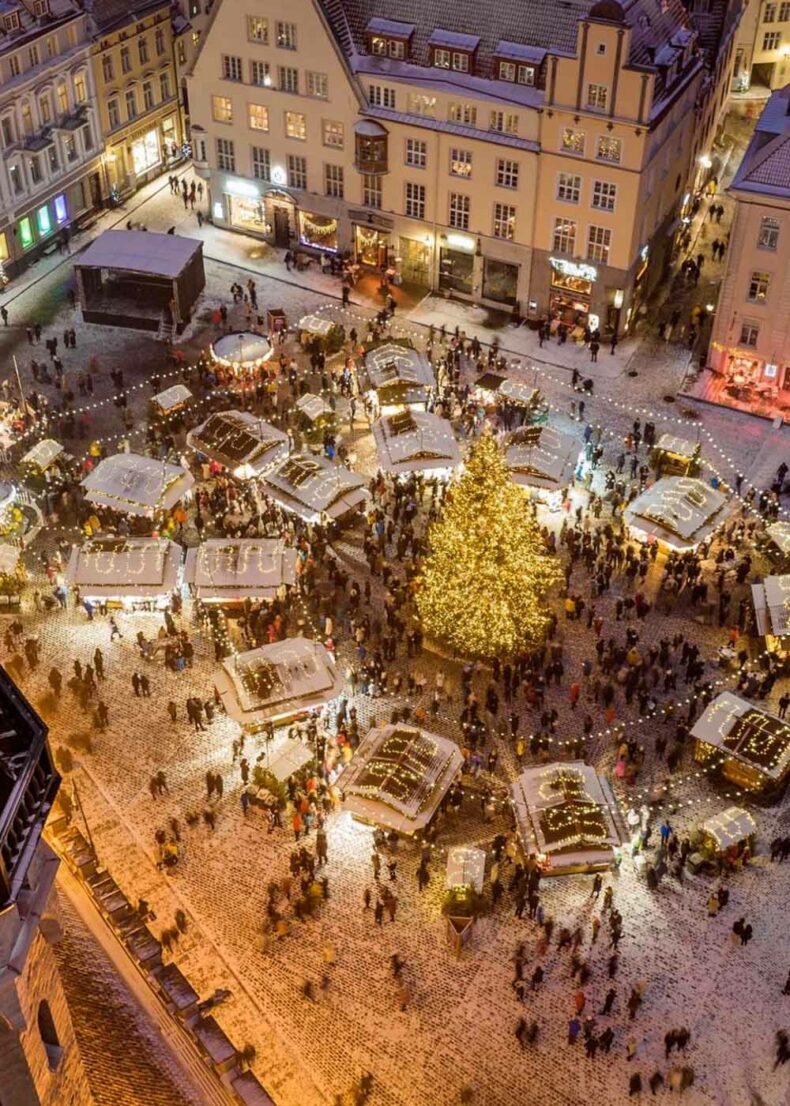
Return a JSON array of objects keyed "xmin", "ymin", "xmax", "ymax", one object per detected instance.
[
  {"xmin": 306, "ymin": 71, "xmax": 328, "ymax": 99},
  {"xmin": 39, "ymin": 95, "xmax": 51, "ymax": 124},
  {"xmin": 449, "ymin": 102, "xmax": 477, "ymax": 125},
  {"xmin": 587, "ymin": 225, "xmax": 612, "ymax": 263},
  {"xmin": 493, "ymin": 203, "xmax": 516, "ymax": 240},
  {"xmin": 562, "ymin": 128, "xmax": 585, "ymax": 153},
  {"xmin": 409, "ymin": 94, "xmax": 436, "ymax": 117},
  {"xmin": 747, "ymin": 270, "xmax": 770, "ymax": 302},
  {"xmin": 54, "ymin": 194, "xmax": 67, "ymax": 223},
  {"xmin": 448, "ymin": 192, "xmax": 470, "ymax": 230},
  {"xmin": 758, "ymin": 216, "xmax": 779, "ymax": 250},
  {"xmin": 36, "ymin": 204, "xmax": 51, "ymax": 236},
  {"xmin": 322, "ymin": 120, "xmax": 344, "ymax": 148},
  {"xmin": 370, "ymin": 37, "xmax": 405, "ymax": 58},
  {"xmin": 557, "ymin": 173, "xmax": 581, "ymax": 202},
  {"xmin": 248, "ymin": 16, "xmax": 268, "ymax": 43},
  {"xmin": 449, "ymin": 148, "xmax": 472, "ymax": 178},
  {"xmin": 285, "ymin": 111, "xmax": 306, "ymax": 140},
  {"xmin": 489, "ymin": 111, "xmax": 518, "ymax": 134},
  {"xmin": 56, "ymin": 84, "xmax": 68, "ymax": 114},
  {"xmin": 553, "ymin": 217, "xmax": 576, "ymax": 254},
  {"xmin": 587, "ymin": 83, "xmax": 608, "ymax": 110},
  {"xmin": 19, "ymin": 216, "xmax": 33, "ymax": 248},
  {"xmin": 596, "ymin": 136, "xmax": 622, "ymax": 162},
  {"xmin": 248, "ymin": 104, "xmax": 269, "ymax": 131},
  {"xmin": 74, "ymin": 73, "xmax": 87, "ymax": 103},
  {"xmin": 212, "ymin": 96, "xmax": 233, "ymax": 123}
]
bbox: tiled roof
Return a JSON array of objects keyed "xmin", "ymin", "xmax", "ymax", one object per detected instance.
[
  {"xmin": 731, "ymin": 86, "xmax": 790, "ymax": 200},
  {"xmin": 323, "ymin": 0, "xmax": 694, "ymax": 73}
]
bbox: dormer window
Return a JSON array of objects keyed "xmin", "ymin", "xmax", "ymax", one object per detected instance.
[
  {"xmin": 3, "ymin": 11, "xmax": 20, "ymax": 32},
  {"xmin": 498, "ymin": 61, "xmax": 535, "ymax": 86},
  {"xmin": 365, "ymin": 19, "xmax": 414, "ymax": 62},
  {"xmin": 34, "ymin": 0, "xmax": 50, "ymax": 16},
  {"xmin": 429, "ymin": 30, "xmax": 479, "ymax": 76}
]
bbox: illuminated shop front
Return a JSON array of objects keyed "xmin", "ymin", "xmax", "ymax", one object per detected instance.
[
  {"xmin": 549, "ymin": 257, "xmax": 597, "ymax": 326},
  {"xmin": 229, "ymin": 194, "xmax": 268, "ymax": 234},
  {"xmin": 355, "ymin": 224, "xmax": 389, "ymax": 267},
  {"xmin": 131, "ymin": 128, "xmax": 161, "ymax": 176},
  {"xmin": 299, "ymin": 211, "xmax": 338, "ymax": 252}
]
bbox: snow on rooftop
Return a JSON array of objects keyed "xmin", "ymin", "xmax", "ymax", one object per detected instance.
[
  {"xmin": 82, "ymin": 453, "xmax": 195, "ymax": 517},
  {"xmin": 184, "ymin": 539, "xmax": 297, "ymax": 602},
  {"xmin": 76, "ymin": 230, "xmax": 203, "ymax": 280},
  {"xmin": 66, "ymin": 537, "xmax": 182, "ymax": 598},
  {"xmin": 186, "ymin": 411, "xmax": 290, "ymax": 477},
  {"xmin": 624, "ymin": 476, "xmax": 731, "ymax": 549},
  {"xmin": 262, "ymin": 453, "xmax": 368, "ymax": 522},
  {"xmin": 372, "ymin": 410, "xmax": 460, "ymax": 475},
  {"xmin": 505, "ymin": 425, "xmax": 578, "ymax": 491},
  {"xmin": 690, "ymin": 691, "xmax": 790, "ymax": 783}
]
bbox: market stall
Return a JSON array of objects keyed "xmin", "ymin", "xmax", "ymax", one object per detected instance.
[
  {"xmin": 362, "ymin": 341, "xmax": 434, "ymax": 414},
  {"xmin": 762, "ymin": 521, "xmax": 790, "ymax": 570},
  {"xmin": 184, "ymin": 539, "xmax": 297, "ymax": 606},
  {"xmin": 150, "ymin": 384, "xmax": 192, "ymax": 422},
  {"xmin": 696, "ymin": 806, "xmax": 756, "ymax": 868},
  {"xmin": 471, "ymin": 372, "xmax": 507, "ymax": 406},
  {"xmin": 214, "ymin": 636, "xmax": 343, "ymax": 731},
  {"xmin": 497, "ymin": 380, "xmax": 548, "ymax": 426},
  {"xmin": 186, "ymin": 411, "xmax": 290, "ymax": 479},
  {"xmin": 261, "ymin": 453, "xmax": 368, "ymax": 524},
  {"xmin": 511, "ymin": 761, "xmax": 623, "ymax": 874},
  {"xmin": 0, "ymin": 481, "xmax": 43, "ymax": 547},
  {"xmin": 0, "ymin": 542, "xmax": 23, "ymax": 611},
  {"xmin": 294, "ymin": 393, "xmax": 336, "ymax": 450},
  {"xmin": 337, "ymin": 723, "xmax": 464, "ymax": 836},
  {"xmin": 297, "ymin": 314, "xmax": 342, "ymax": 353},
  {"xmin": 651, "ymin": 433, "xmax": 701, "ymax": 477},
  {"xmin": 81, "ymin": 453, "xmax": 195, "ymax": 519},
  {"xmin": 691, "ymin": 690, "xmax": 790, "ymax": 800},
  {"xmin": 624, "ymin": 476, "xmax": 733, "ymax": 551},
  {"xmin": 505, "ymin": 425, "xmax": 579, "ymax": 501},
  {"xmin": 372, "ymin": 410, "xmax": 461, "ymax": 479},
  {"xmin": 66, "ymin": 536, "xmax": 182, "ymax": 610},
  {"xmin": 210, "ymin": 331, "xmax": 273, "ymax": 375},
  {"xmin": 20, "ymin": 438, "xmax": 70, "ymax": 493},
  {"xmin": 751, "ymin": 574, "xmax": 790, "ymax": 654}
]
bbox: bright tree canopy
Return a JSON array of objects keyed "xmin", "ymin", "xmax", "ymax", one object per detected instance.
[{"xmin": 416, "ymin": 433, "xmax": 561, "ymax": 659}]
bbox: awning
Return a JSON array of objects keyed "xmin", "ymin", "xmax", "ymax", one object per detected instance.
[{"xmin": 354, "ymin": 119, "xmax": 388, "ymax": 137}]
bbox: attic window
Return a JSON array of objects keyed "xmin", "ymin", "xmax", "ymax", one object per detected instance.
[
  {"xmin": 34, "ymin": 0, "xmax": 50, "ymax": 15},
  {"xmin": 369, "ymin": 36, "xmax": 407, "ymax": 59},
  {"xmin": 3, "ymin": 11, "xmax": 20, "ymax": 32},
  {"xmin": 498, "ymin": 61, "xmax": 535, "ymax": 85},
  {"xmin": 432, "ymin": 48, "xmax": 471, "ymax": 73}
]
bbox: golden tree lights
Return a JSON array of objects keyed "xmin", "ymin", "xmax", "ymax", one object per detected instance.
[{"xmin": 416, "ymin": 433, "xmax": 562, "ymax": 659}]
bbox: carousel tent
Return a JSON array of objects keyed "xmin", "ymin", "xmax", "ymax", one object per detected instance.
[
  {"xmin": 186, "ymin": 411, "xmax": 290, "ymax": 478},
  {"xmin": 337, "ymin": 723, "xmax": 464, "ymax": 835},
  {"xmin": 66, "ymin": 537, "xmax": 182, "ymax": 600},
  {"xmin": 363, "ymin": 341, "xmax": 434, "ymax": 407},
  {"xmin": 21, "ymin": 439, "xmax": 63, "ymax": 470},
  {"xmin": 82, "ymin": 453, "xmax": 195, "ymax": 518},
  {"xmin": 511, "ymin": 762, "xmax": 623, "ymax": 873},
  {"xmin": 215, "ymin": 636, "xmax": 343, "ymax": 728},
  {"xmin": 624, "ymin": 476, "xmax": 732, "ymax": 550},
  {"xmin": 751, "ymin": 574, "xmax": 790, "ymax": 638},
  {"xmin": 505, "ymin": 425, "xmax": 578, "ymax": 491},
  {"xmin": 372, "ymin": 409, "xmax": 461, "ymax": 476},
  {"xmin": 691, "ymin": 690, "xmax": 790, "ymax": 795},
  {"xmin": 184, "ymin": 539, "xmax": 297, "ymax": 603},
  {"xmin": 261, "ymin": 453, "xmax": 369, "ymax": 522}
]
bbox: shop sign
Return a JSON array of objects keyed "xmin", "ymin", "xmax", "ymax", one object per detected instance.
[
  {"xmin": 271, "ymin": 165, "xmax": 287, "ymax": 186},
  {"xmin": 550, "ymin": 257, "xmax": 597, "ymax": 282},
  {"xmin": 447, "ymin": 233, "xmax": 475, "ymax": 252},
  {"xmin": 226, "ymin": 178, "xmax": 259, "ymax": 199}
]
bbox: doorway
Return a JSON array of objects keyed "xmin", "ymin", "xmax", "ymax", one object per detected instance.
[{"xmin": 273, "ymin": 206, "xmax": 290, "ymax": 248}]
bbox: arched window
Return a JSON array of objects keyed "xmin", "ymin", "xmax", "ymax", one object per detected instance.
[{"xmin": 37, "ymin": 1000, "xmax": 62, "ymax": 1069}]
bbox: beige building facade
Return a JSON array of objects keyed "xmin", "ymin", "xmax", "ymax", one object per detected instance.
[
  {"xmin": 733, "ymin": 0, "xmax": 790, "ymax": 92},
  {"xmin": 187, "ymin": 0, "xmax": 738, "ymax": 332},
  {"xmin": 709, "ymin": 84, "xmax": 790, "ymax": 413}
]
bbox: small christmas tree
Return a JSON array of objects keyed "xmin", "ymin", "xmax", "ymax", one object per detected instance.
[{"xmin": 416, "ymin": 433, "xmax": 561, "ymax": 659}]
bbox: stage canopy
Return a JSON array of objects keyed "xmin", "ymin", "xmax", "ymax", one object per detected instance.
[
  {"xmin": 261, "ymin": 453, "xmax": 368, "ymax": 522},
  {"xmin": 215, "ymin": 636, "xmax": 343, "ymax": 728},
  {"xmin": 337, "ymin": 723, "xmax": 463, "ymax": 835},
  {"xmin": 511, "ymin": 761, "xmax": 623, "ymax": 873},
  {"xmin": 187, "ymin": 411, "xmax": 290, "ymax": 479},
  {"xmin": 77, "ymin": 229, "xmax": 201, "ymax": 278},
  {"xmin": 82, "ymin": 453, "xmax": 195, "ymax": 518},
  {"xmin": 185, "ymin": 539, "xmax": 297, "ymax": 603},
  {"xmin": 66, "ymin": 537, "xmax": 182, "ymax": 599},
  {"xmin": 372, "ymin": 410, "xmax": 460, "ymax": 476}
]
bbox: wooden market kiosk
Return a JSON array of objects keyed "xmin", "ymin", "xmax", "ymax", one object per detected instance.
[
  {"xmin": 184, "ymin": 539, "xmax": 297, "ymax": 607},
  {"xmin": 66, "ymin": 536, "xmax": 182, "ymax": 611},
  {"xmin": 691, "ymin": 691, "xmax": 790, "ymax": 800}
]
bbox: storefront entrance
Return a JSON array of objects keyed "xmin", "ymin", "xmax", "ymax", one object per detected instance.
[
  {"xmin": 299, "ymin": 212, "xmax": 338, "ymax": 252},
  {"xmin": 483, "ymin": 258, "xmax": 519, "ymax": 307},
  {"xmin": 273, "ymin": 206, "xmax": 290, "ymax": 247},
  {"xmin": 230, "ymin": 196, "xmax": 268, "ymax": 235},
  {"xmin": 439, "ymin": 247, "xmax": 474, "ymax": 296},
  {"xmin": 548, "ymin": 259, "xmax": 596, "ymax": 326},
  {"xmin": 355, "ymin": 225, "xmax": 389, "ymax": 268},
  {"xmin": 399, "ymin": 237, "xmax": 430, "ymax": 286}
]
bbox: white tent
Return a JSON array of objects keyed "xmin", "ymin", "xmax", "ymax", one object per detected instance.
[
  {"xmin": 624, "ymin": 476, "xmax": 732, "ymax": 550},
  {"xmin": 505, "ymin": 426, "xmax": 578, "ymax": 491},
  {"xmin": 266, "ymin": 736, "xmax": 315, "ymax": 782},
  {"xmin": 22, "ymin": 439, "xmax": 63, "ymax": 470},
  {"xmin": 184, "ymin": 539, "xmax": 297, "ymax": 603},
  {"xmin": 751, "ymin": 574, "xmax": 790, "ymax": 638},
  {"xmin": 82, "ymin": 453, "xmax": 195, "ymax": 517},
  {"xmin": 372, "ymin": 410, "xmax": 461, "ymax": 476},
  {"xmin": 186, "ymin": 410, "xmax": 290, "ymax": 478},
  {"xmin": 261, "ymin": 453, "xmax": 369, "ymax": 522},
  {"xmin": 215, "ymin": 636, "xmax": 344, "ymax": 729},
  {"xmin": 337, "ymin": 723, "xmax": 463, "ymax": 835},
  {"xmin": 511, "ymin": 762, "xmax": 623, "ymax": 874},
  {"xmin": 691, "ymin": 690, "xmax": 790, "ymax": 786},
  {"xmin": 66, "ymin": 537, "xmax": 182, "ymax": 601}
]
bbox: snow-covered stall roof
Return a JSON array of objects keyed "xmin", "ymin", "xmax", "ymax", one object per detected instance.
[
  {"xmin": 690, "ymin": 691, "xmax": 790, "ymax": 783},
  {"xmin": 215, "ymin": 636, "xmax": 344, "ymax": 727},
  {"xmin": 372, "ymin": 410, "xmax": 460, "ymax": 475},
  {"xmin": 337, "ymin": 723, "xmax": 463, "ymax": 835},
  {"xmin": 505, "ymin": 425, "xmax": 578, "ymax": 491},
  {"xmin": 624, "ymin": 476, "xmax": 732, "ymax": 550},
  {"xmin": 295, "ymin": 393, "xmax": 333, "ymax": 422},
  {"xmin": 186, "ymin": 411, "xmax": 290, "ymax": 477},
  {"xmin": 751, "ymin": 575, "xmax": 790, "ymax": 637},
  {"xmin": 81, "ymin": 453, "xmax": 195, "ymax": 518},
  {"xmin": 701, "ymin": 806, "xmax": 757, "ymax": 851},
  {"xmin": 184, "ymin": 539, "xmax": 297, "ymax": 602},
  {"xmin": 21, "ymin": 438, "xmax": 63, "ymax": 469},
  {"xmin": 66, "ymin": 537, "xmax": 182, "ymax": 598},
  {"xmin": 497, "ymin": 379, "xmax": 540, "ymax": 407},
  {"xmin": 298, "ymin": 314, "xmax": 335, "ymax": 337},
  {"xmin": 363, "ymin": 342, "xmax": 434, "ymax": 403},
  {"xmin": 655, "ymin": 433, "xmax": 700, "ymax": 460},
  {"xmin": 767, "ymin": 521, "xmax": 790, "ymax": 555},
  {"xmin": 0, "ymin": 543, "xmax": 19, "ymax": 575},
  {"xmin": 511, "ymin": 762, "xmax": 622, "ymax": 872},
  {"xmin": 76, "ymin": 230, "xmax": 202, "ymax": 278},
  {"xmin": 152, "ymin": 384, "xmax": 192, "ymax": 412},
  {"xmin": 261, "ymin": 453, "xmax": 369, "ymax": 522}
]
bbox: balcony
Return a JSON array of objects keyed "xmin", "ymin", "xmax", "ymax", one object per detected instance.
[{"xmin": 354, "ymin": 121, "xmax": 388, "ymax": 174}]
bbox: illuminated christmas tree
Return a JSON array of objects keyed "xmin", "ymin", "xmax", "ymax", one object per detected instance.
[{"xmin": 416, "ymin": 432, "xmax": 561, "ymax": 659}]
